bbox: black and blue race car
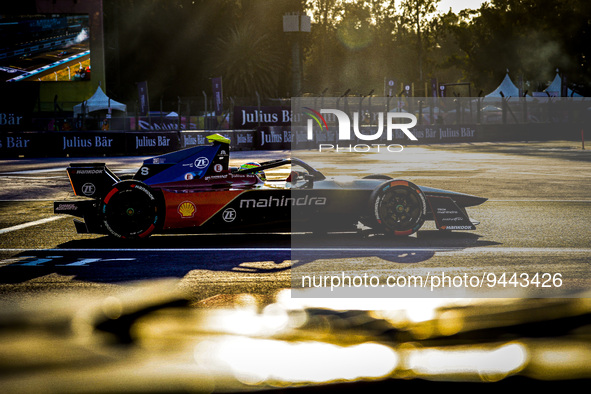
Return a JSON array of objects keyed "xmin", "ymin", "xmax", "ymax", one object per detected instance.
[{"xmin": 54, "ymin": 134, "xmax": 486, "ymax": 239}]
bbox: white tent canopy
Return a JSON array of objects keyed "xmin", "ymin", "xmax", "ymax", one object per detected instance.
[
  {"xmin": 73, "ymin": 85, "xmax": 127, "ymax": 116},
  {"xmin": 485, "ymin": 72, "xmax": 520, "ymax": 98},
  {"xmin": 544, "ymin": 73, "xmax": 582, "ymax": 97}
]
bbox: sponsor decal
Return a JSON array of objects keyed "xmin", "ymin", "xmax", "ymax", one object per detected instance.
[
  {"xmin": 74, "ymin": 169, "xmax": 103, "ymax": 175},
  {"xmin": 239, "ymin": 195, "xmax": 327, "ymax": 208},
  {"xmin": 214, "ymin": 164, "xmax": 223, "ymax": 173},
  {"xmin": 234, "ymin": 106, "xmax": 291, "ymax": 128},
  {"xmin": 55, "ymin": 203, "xmax": 78, "ymax": 211},
  {"xmin": 437, "ymin": 207, "xmax": 458, "ymax": 214},
  {"xmin": 132, "ymin": 184, "xmax": 155, "ymax": 200},
  {"xmin": 182, "ymin": 133, "xmax": 212, "ymax": 147},
  {"xmin": 185, "ymin": 173, "xmax": 194, "ymax": 180},
  {"xmin": 205, "ymin": 174, "xmax": 228, "ymax": 180},
  {"xmin": 442, "ymin": 217, "xmax": 464, "ymax": 222},
  {"xmin": 443, "ymin": 225, "xmax": 473, "ymax": 230},
  {"xmin": 194, "ymin": 157, "xmax": 209, "ymax": 169},
  {"xmin": 256, "ymin": 130, "xmax": 292, "ymax": 147},
  {"xmin": 81, "ymin": 182, "xmax": 96, "ymax": 196},
  {"xmin": 222, "ymin": 208, "xmax": 237, "ymax": 222},
  {"xmin": 178, "ymin": 201, "xmax": 196, "ymax": 218},
  {"xmin": 0, "ymin": 136, "xmax": 30, "ymax": 148},
  {"xmin": 236, "ymin": 133, "xmax": 254, "ymax": 145},
  {"xmin": 135, "ymin": 135, "xmax": 171, "ymax": 149},
  {"xmin": 134, "ymin": 119, "xmax": 197, "ymax": 130},
  {"xmin": 63, "ymin": 136, "xmax": 114, "ymax": 150},
  {"xmin": 0, "ymin": 113, "xmax": 23, "ymax": 126}
]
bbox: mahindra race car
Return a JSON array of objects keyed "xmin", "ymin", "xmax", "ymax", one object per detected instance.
[{"xmin": 54, "ymin": 134, "xmax": 486, "ymax": 239}]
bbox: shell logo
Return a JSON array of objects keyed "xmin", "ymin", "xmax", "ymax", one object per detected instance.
[{"xmin": 178, "ymin": 201, "xmax": 196, "ymax": 218}]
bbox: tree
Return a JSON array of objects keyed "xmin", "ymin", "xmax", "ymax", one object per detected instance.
[
  {"xmin": 104, "ymin": 0, "xmax": 300, "ymax": 102},
  {"xmin": 398, "ymin": 0, "xmax": 441, "ymax": 83},
  {"xmin": 303, "ymin": 0, "xmax": 412, "ymax": 95},
  {"xmin": 428, "ymin": 10, "xmax": 470, "ymax": 89},
  {"xmin": 206, "ymin": 23, "xmax": 283, "ymax": 98},
  {"xmin": 447, "ymin": 0, "xmax": 591, "ymax": 95}
]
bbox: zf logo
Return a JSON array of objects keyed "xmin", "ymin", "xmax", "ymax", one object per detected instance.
[
  {"xmin": 194, "ymin": 157, "xmax": 209, "ymax": 169},
  {"xmin": 222, "ymin": 208, "xmax": 237, "ymax": 222},
  {"xmin": 81, "ymin": 182, "xmax": 96, "ymax": 196}
]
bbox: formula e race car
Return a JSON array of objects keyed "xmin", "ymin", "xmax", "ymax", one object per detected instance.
[{"xmin": 54, "ymin": 134, "xmax": 487, "ymax": 239}]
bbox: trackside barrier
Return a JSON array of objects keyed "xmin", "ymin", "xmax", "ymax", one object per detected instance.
[
  {"xmin": 0, "ymin": 131, "xmax": 182, "ymax": 158},
  {"xmin": 0, "ymin": 124, "xmax": 586, "ymax": 158}
]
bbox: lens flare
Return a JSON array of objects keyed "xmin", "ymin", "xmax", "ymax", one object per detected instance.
[{"xmin": 199, "ymin": 336, "xmax": 399, "ymax": 385}]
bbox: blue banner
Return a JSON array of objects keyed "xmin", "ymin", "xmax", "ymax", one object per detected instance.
[
  {"xmin": 137, "ymin": 81, "xmax": 150, "ymax": 116},
  {"xmin": 212, "ymin": 77, "xmax": 223, "ymax": 116}
]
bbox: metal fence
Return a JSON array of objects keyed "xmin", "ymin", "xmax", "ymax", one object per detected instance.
[{"xmin": 19, "ymin": 95, "xmax": 591, "ymax": 135}]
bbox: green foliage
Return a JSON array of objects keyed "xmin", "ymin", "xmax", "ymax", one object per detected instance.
[
  {"xmin": 303, "ymin": 0, "xmax": 441, "ymax": 95},
  {"xmin": 444, "ymin": 0, "xmax": 590, "ymax": 94},
  {"xmin": 303, "ymin": 0, "xmax": 589, "ymax": 96},
  {"xmin": 206, "ymin": 24, "xmax": 283, "ymax": 98},
  {"xmin": 103, "ymin": 0, "xmax": 589, "ymax": 101},
  {"xmin": 104, "ymin": 0, "xmax": 298, "ymax": 101}
]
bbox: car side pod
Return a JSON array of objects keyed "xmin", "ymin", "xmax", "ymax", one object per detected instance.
[{"xmin": 368, "ymin": 180, "xmax": 427, "ymax": 236}]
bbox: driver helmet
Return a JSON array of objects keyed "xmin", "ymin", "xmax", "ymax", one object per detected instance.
[{"xmin": 239, "ymin": 162, "xmax": 266, "ymax": 181}]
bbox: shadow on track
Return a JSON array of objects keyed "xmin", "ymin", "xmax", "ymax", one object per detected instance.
[
  {"xmin": 290, "ymin": 230, "xmax": 499, "ymax": 267},
  {"xmin": 0, "ymin": 231, "xmax": 500, "ymax": 285},
  {"xmin": 56, "ymin": 230, "xmax": 498, "ymax": 251}
]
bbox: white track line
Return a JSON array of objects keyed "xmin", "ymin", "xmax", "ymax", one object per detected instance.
[
  {"xmin": 1, "ymin": 199, "xmax": 590, "ymax": 203},
  {"xmin": 0, "ymin": 247, "xmax": 590, "ymax": 254},
  {"xmin": 487, "ymin": 199, "xmax": 591, "ymax": 203},
  {"xmin": 0, "ymin": 216, "xmax": 64, "ymax": 235}
]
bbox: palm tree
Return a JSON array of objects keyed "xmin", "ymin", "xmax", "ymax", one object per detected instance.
[{"xmin": 207, "ymin": 23, "xmax": 283, "ymax": 98}]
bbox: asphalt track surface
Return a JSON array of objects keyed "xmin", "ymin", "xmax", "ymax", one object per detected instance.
[
  {"xmin": 0, "ymin": 141, "xmax": 590, "ymax": 302},
  {"xmin": 2, "ymin": 141, "xmax": 591, "ymax": 392}
]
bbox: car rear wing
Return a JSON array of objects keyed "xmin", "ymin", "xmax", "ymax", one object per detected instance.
[{"xmin": 66, "ymin": 163, "xmax": 119, "ymax": 199}]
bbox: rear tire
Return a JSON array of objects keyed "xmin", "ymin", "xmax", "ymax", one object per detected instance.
[
  {"xmin": 101, "ymin": 181, "xmax": 161, "ymax": 239},
  {"xmin": 369, "ymin": 180, "xmax": 426, "ymax": 236}
]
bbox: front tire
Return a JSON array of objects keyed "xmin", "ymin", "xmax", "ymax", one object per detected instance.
[
  {"xmin": 369, "ymin": 180, "xmax": 426, "ymax": 236},
  {"xmin": 101, "ymin": 181, "xmax": 161, "ymax": 239}
]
